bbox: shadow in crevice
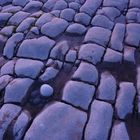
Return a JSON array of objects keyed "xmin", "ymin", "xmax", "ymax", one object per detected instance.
[
  {"xmin": 97, "ymin": 61, "xmax": 137, "ymax": 83},
  {"xmin": 125, "ymin": 113, "xmax": 140, "ymax": 140}
]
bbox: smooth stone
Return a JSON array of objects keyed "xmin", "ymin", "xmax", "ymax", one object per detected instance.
[{"xmin": 40, "ymin": 84, "xmax": 54, "ymax": 97}]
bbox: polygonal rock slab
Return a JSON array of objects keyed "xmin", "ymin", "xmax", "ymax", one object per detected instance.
[
  {"xmin": 85, "ymin": 100, "xmax": 113, "ymax": 140},
  {"xmin": 62, "ymin": 80, "xmax": 95, "ymax": 110},
  {"xmin": 4, "ymin": 78, "xmax": 34, "ymax": 104},
  {"xmin": 79, "ymin": 43, "xmax": 105, "ymax": 64},
  {"xmin": 115, "ymin": 82, "xmax": 136, "ymax": 119},
  {"xmin": 72, "ymin": 62, "xmax": 98, "ymax": 84},
  {"xmin": 41, "ymin": 18, "xmax": 69, "ymax": 38},
  {"xmin": 17, "ymin": 36, "xmax": 55, "ymax": 60},
  {"xmin": 97, "ymin": 72, "xmax": 117, "ymax": 102},
  {"xmin": 24, "ymin": 102, "xmax": 87, "ymax": 140},
  {"xmin": 110, "ymin": 121, "xmax": 130, "ymax": 140},
  {"xmin": 84, "ymin": 27, "xmax": 111, "ymax": 47},
  {"xmin": 125, "ymin": 23, "xmax": 140, "ymax": 47},
  {"xmin": 15, "ymin": 59, "xmax": 44, "ymax": 79}
]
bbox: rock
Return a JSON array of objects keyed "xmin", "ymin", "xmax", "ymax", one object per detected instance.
[
  {"xmin": 62, "ymin": 81, "xmax": 95, "ymax": 110},
  {"xmin": 0, "ymin": 75, "xmax": 13, "ymax": 91},
  {"xmin": 0, "ymin": 60, "xmax": 15, "ymax": 76},
  {"xmin": 3, "ymin": 33, "xmax": 24, "ymax": 59},
  {"xmin": 53, "ymin": 0, "xmax": 67, "ymax": 10},
  {"xmin": 8, "ymin": 11, "xmax": 30, "ymax": 26},
  {"xmin": 72, "ymin": 62, "xmax": 98, "ymax": 84},
  {"xmin": 50, "ymin": 10, "xmax": 61, "ymax": 17},
  {"xmin": 50, "ymin": 41, "xmax": 69, "ymax": 61},
  {"xmin": 97, "ymin": 72, "xmax": 117, "ymax": 102},
  {"xmin": 69, "ymin": 2, "xmax": 80, "ymax": 11},
  {"xmin": 40, "ymin": 84, "xmax": 54, "ymax": 97},
  {"xmin": 84, "ymin": 27, "xmax": 111, "ymax": 47},
  {"xmin": 115, "ymin": 82, "xmax": 136, "ymax": 119},
  {"xmin": 65, "ymin": 50, "xmax": 77, "ymax": 62},
  {"xmin": 16, "ymin": 17, "xmax": 36, "ymax": 32},
  {"xmin": 17, "ymin": 36, "xmax": 55, "ymax": 60},
  {"xmin": 80, "ymin": 0, "xmax": 102, "ymax": 16},
  {"xmin": 0, "ymin": 35, "xmax": 8, "ymax": 55},
  {"xmin": 97, "ymin": 7, "xmax": 120, "ymax": 21},
  {"xmin": 110, "ymin": 121, "xmax": 130, "ymax": 140},
  {"xmin": 66, "ymin": 23, "xmax": 87, "ymax": 35},
  {"xmin": 35, "ymin": 13, "xmax": 54, "ymax": 28},
  {"xmin": 43, "ymin": 0, "xmax": 57, "ymax": 12},
  {"xmin": 85, "ymin": 100, "xmax": 113, "ymax": 140},
  {"xmin": 13, "ymin": 110, "xmax": 31, "ymax": 140},
  {"xmin": 13, "ymin": 0, "xmax": 29, "ymax": 7},
  {"xmin": 129, "ymin": 0, "xmax": 140, "ymax": 8},
  {"xmin": 110, "ymin": 23, "xmax": 125, "ymax": 51},
  {"xmin": 103, "ymin": 48, "xmax": 123, "ymax": 63},
  {"xmin": 124, "ymin": 46, "xmax": 135, "ymax": 63},
  {"xmin": 91, "ymin": 15, "xmax": 114, "ymax": 30},
  {"xmin": 1, "ymin": 5, "xmax": 22, "ymax": 13},
  {"xmin": 103, "ymin": 0, "xmax": 128, "ymax": 11},
  {"xmin": 74, "ymin": 13, "xmax": 91, "ymax": 26},
  {"xmin": 0, "ymin": 104, "xmax": 21, "ymax": 140},
  {"xmin": 0, "ymin": 13, "xmax": 12, "ymax": 27},
  {"xmin": 40, "ymin": 67, "xmax": 59, "ymax": 82},
  {"xmin": 0, "ymin": 26, "xmax": 15, "ymax": 36},
  {"xmin": 125, "ymin": 23, "xmax": 140, "ymax": 47},
  {"xmin": 43, "ymin": 0, "xmax": 67, "ymax": 12},
  {"xmin": 79, "ymin": 43, "xmax": 105, "ymax": 64},
  {"xmin": 24, "ymin": 102, "xmax": 87, "ymax": 140},
  {"xmin": 41, "ymin": 18, "xmax": 69, "ymax": 38},
  {"xmin": 4, "ymin": 78, "xmax": 34, "ymax": 104},
  {"xmin": 15, "ymin": 59, "xmax": 44, "ymax": 79},
  {"xmin": 137, "ymin": 67, "xmax": 140, "ymax": 95},
  {"xmin": 60, "ymin": 8, "xmax": 76, "ymax": 22},
  {"xmin": 23, "ymin": 1, "xmax": 43, "ymax": 13}
]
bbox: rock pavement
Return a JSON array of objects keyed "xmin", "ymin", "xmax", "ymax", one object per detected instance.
[{"xmin": 0, "ymin": 0, "xmax": 139, "ymax": 139}]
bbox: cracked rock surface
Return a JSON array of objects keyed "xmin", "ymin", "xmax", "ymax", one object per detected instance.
[{"xmin": 0, "ymin": 0, "xmax": 140, "ymax": 140}]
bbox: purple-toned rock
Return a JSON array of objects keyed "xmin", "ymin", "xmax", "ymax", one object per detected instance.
[
  {"xmin": 4, "ymin": 78, "xmax": 34, "ymax": 104},
  {"xmin": 13, "ymin": 110, "xmax": 31, "ymax": 140},
  {"xmin": 17, "ymin": 36, "xmax": 55, "ymax": 60},
  {"xmin": 72, "ymin": 62, "xmax": 98, "ymax": 84},
  {"xmin": 85, "ymin": 100, "xmax": 113, "ymax": 140},
  {"xmin": 0, "ymin": 104, "xmax": 21, "ymax": 140},
  {"xmin": 79, "ymin": 43, "xmax": 105, "ymax": 64},
  {"xmin": 115, "ymin": 82, "xmax": 136, "ymax": 119},
  {"xmin": 97, "ymin": 72, "xmax": 117, "ymax": 102},
  {"xmin": 24, "ymin": 102, "xmax": 87, "ymax": 140},
  {"xmin": 41, "ymin": 18, "xmax": 69, "ymax": 38},
  {"xmin": 15, "ymin": 59, "xmax": 44, "ymax": 79},
  {"xmin": 62, "ymin": 80, "xmax": 95, "ymax": 110},
  {"xmin": 84, "ymin": 27, "xmax": 111, "ymax": 47}
]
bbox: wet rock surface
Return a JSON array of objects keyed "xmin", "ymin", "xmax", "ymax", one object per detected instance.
[{"xmin": 0, "ymin": 0, "xmax": 140, "ymax": 140}]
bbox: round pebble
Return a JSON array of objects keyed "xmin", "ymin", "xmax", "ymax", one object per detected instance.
[{"xmin": 40, "ymin": 84, "xmax": 54, "ymax": 97}]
